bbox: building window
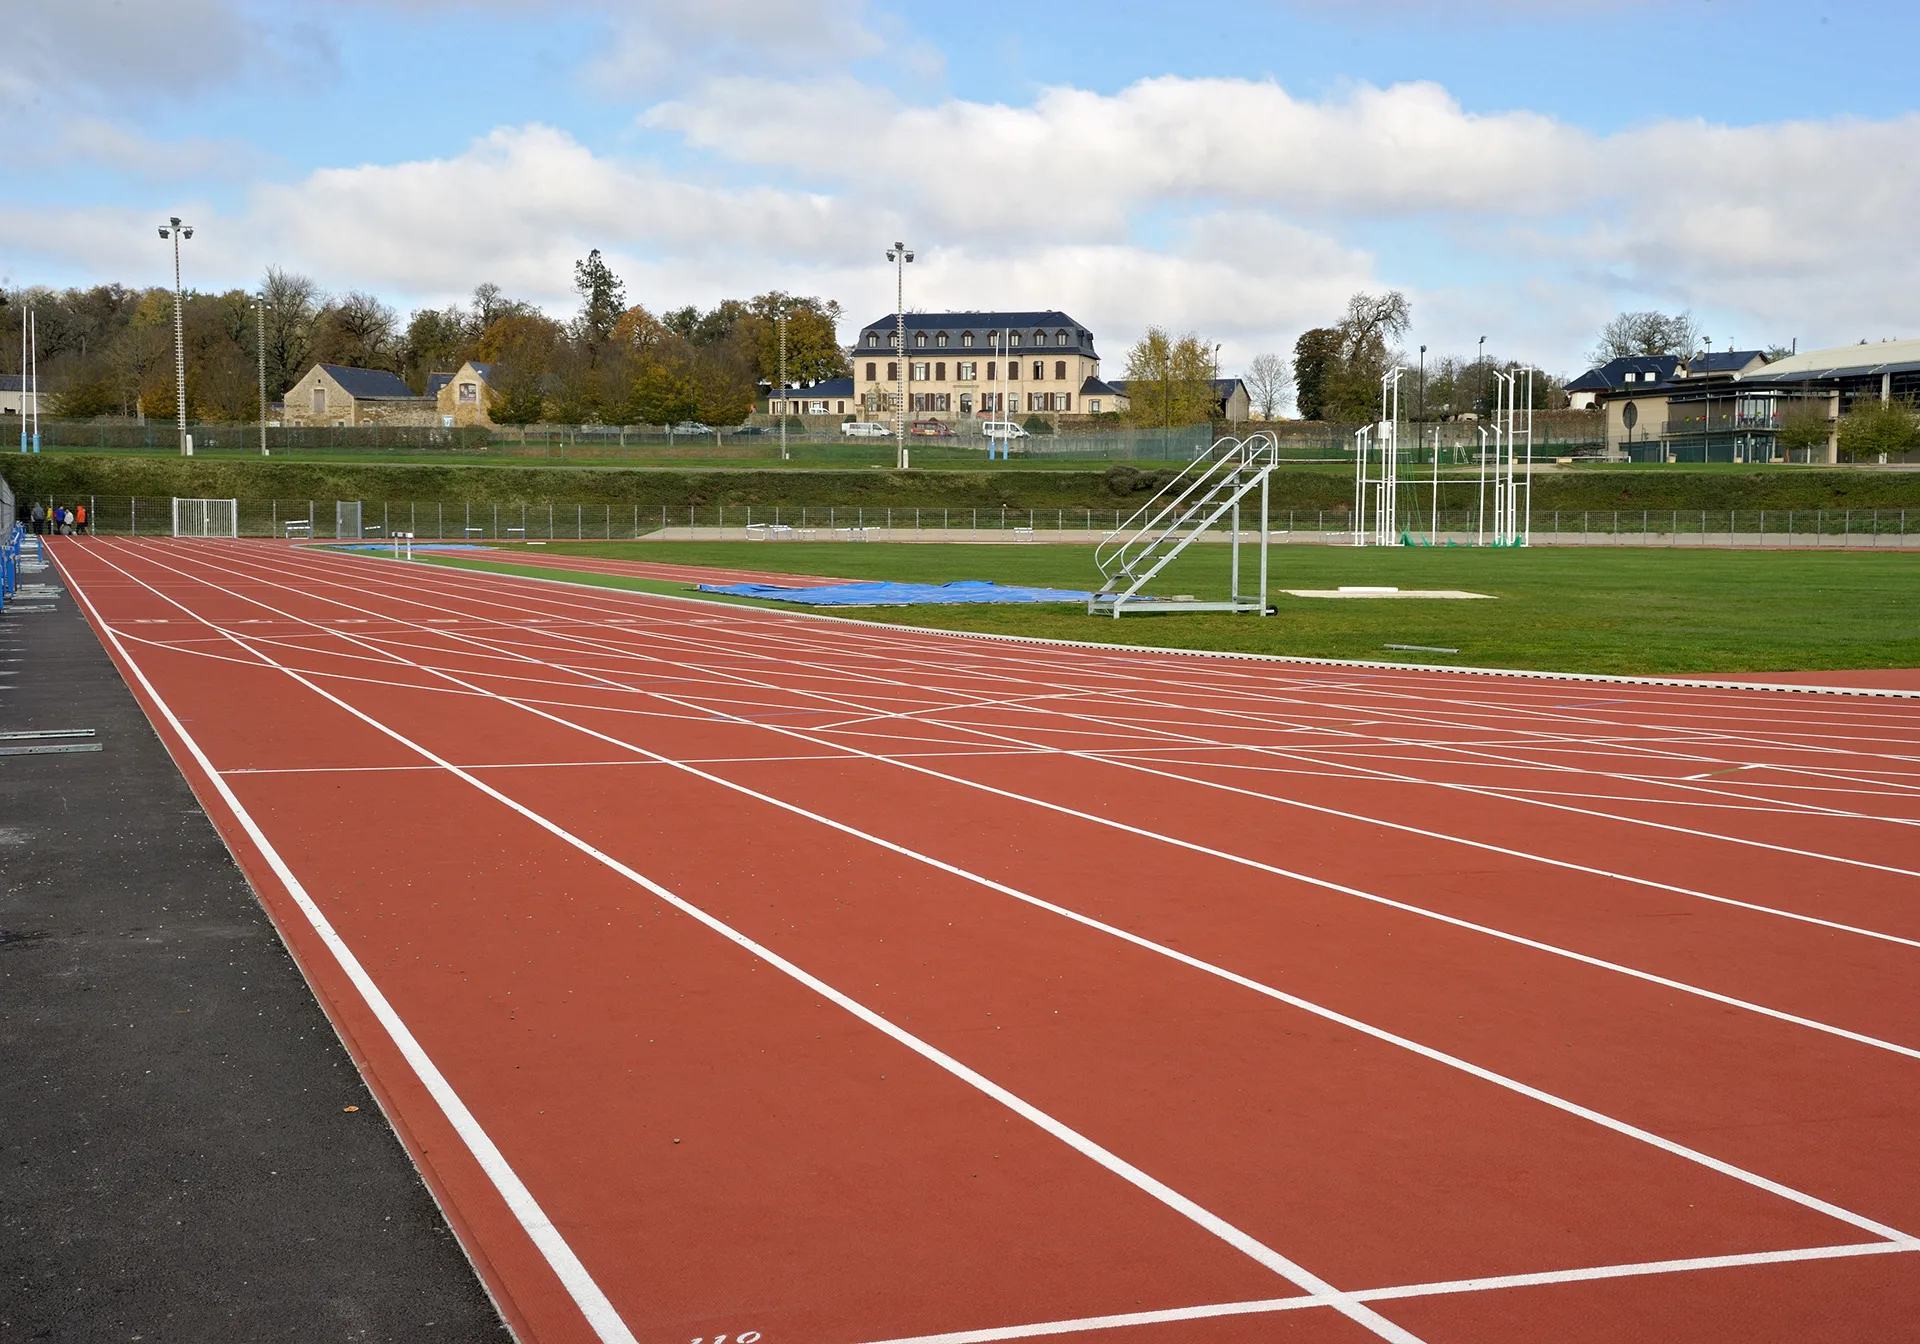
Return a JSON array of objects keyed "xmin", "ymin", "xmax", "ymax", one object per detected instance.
[
  {"xmin": 1033, "ymin": 331, "xmax": 1045, "ymax": 346},
  {"xmin": 961, "ymin": 332, "xmax": 974, "ymax": 348},
  {"xmin": 934, "ymin": 393, "xmax": 951, "ymax": 411},
  {"xmin": 912, "ymin": 361, "xmax": 930, "ymax": 381},
  {"xmin": 887, "ymin": 362, "xmax": 898, "ymax": 380},
  {"xmin": 1054, "ymin": 360, "xmax": 1066, "ymax": 380},
  {"xmin": 914, "ymin": 332, "xmax": 927, "ymax": 348},
  {"xmin": 1032, "ymin": 361, "xmax": 1044, "ymax": 381},
  {"xmin": 936, "ymin": 332, "xmax": 948, "ymax": 348},
  {"xmin": 1010, "ymin": 332, "xmax": 1021, "ymax": 347},
  {"xmin": 1057, "ymin": 332, "xmax": 1068, "ymax": 345},
  {"xmin": 934, "ymin": 362, "xmax": 946, "ymax": 381},
  {"xmin": 959, "ymin": 393, "xmax": 973, "ymax": 414},
  {"xmin": 837, "ymin": 400, "xmax": 846, "ymax": 413},
  {"xmin": 1008, "ymin": 360, "xmax": 1019, "ymax": 379},
  {"xmin": 866, "ymin": 362, "xmax": 877, "ymax": 381},
  {"xmin": 458, "ymin": 382, "xmax": 477, "ymax": 403},
  {"xmin": 889, "ymin": 330, "xmax": 900, "ymax": 347},
  {"xmin": 985, "ymin": 361, "xmax": 995, "ymax": 381},
  {"xmin": 867, "ymin": 332, "xmax": 879, "ymax": 347},
  {"xmin": 1089, "ymin": 399, "xmax": 1101, "ymax": 414},
  {"xmin": 957, "ymin": 361, "xmax": 976, "ymax": 381},
  {"xmin": 313, "ymin": 387, "xmax": 326, "ymax": 415},
  {"xmin": 912, "ymin": 393, "xmax": 929, "ymax": 411}
]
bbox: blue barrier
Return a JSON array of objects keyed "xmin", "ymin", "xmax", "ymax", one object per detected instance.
[{"xmin": 1, "ymin": 521, "xmax": 21, "ymax": 610}]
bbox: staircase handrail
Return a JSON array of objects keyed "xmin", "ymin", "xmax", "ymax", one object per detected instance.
[{"xmin": 1094, "ymin": 432, "xmax": 1277, "ymax": 584}]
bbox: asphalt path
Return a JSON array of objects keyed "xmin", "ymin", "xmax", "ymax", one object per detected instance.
[{"xmin": 0, "ymin": 551, "xmax": 508, "ymax": 1342}]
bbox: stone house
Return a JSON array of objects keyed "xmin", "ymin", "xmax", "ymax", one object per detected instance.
[
  {"xmin": 434, "ymin": 361, "xmax": 497, "ymax": 428},
  {"xmin": 282, "ymin": 364, "xmax": 438, "ymax": 427}
]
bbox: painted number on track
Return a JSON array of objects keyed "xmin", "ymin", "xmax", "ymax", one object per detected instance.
[{"xmin": 691, "ymin": 1334, "xmax": 760, "ymax": 1342}]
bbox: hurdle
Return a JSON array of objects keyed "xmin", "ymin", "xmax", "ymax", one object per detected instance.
[{"xmin": 393, "ymin": 531, "xmax": 415, "ymax": 561}]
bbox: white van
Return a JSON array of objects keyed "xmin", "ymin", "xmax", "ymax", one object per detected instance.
[
  {"xmin": 840, "ymin": 421, "xmax": 892, "ymax": 438},
  {"xmin": 981, "ymin": 420, "xmax": 1030, "ymax": 441}
]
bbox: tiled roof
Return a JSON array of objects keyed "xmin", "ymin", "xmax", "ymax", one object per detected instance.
[
  {"xmin": 778, "ymin": 377, "xmax": 854, "ymax": 398},
  {"xmin": 425, "ymin": 373, "xmax": 455, "ymax": 398},
  {"xmin": 318, "ymin": 364, "xmax": 418, "ymax": 400},
  {"xmin": 1080, "ymin": 376, "xmax": 1122, "ymax": 396},
  {"xmin": 855, "ymin": 311, "xmax": 1099, "ymax": 360}
]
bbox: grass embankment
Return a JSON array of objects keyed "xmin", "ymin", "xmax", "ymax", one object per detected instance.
[
  {"xmin": 12, "ymin": 454, "xmax": 1920, "ymax": 516},
  {"xmin": 420, "ymin": 541, "xmax": 1920, "ymax": 676}
]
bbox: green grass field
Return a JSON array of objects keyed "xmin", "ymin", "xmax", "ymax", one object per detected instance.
[{"xmin": 419, "ymin": 540, "xmax": 1920, "ymax": 676}]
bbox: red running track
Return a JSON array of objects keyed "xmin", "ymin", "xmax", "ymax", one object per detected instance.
[{"xmin": 53, "ymin": 537, "xmax": 1920, "ymax": 1344}]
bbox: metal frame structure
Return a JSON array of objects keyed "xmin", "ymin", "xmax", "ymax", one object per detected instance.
[
  {"xmin": 1088, "ymin": 432, "xmax": 1278, "ymax": 617},
  {"xmin": 171, "ymin": 498, "xmax": 238, "ymax": 538},
  {"xmin": 1350, "ymin": 368, "xmax": 1408, "ymax": 545}
]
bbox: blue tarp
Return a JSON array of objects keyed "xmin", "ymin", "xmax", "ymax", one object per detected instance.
[{"xmin": 697, "ymin": 579, "xmax": 1094, "ymax": 606}]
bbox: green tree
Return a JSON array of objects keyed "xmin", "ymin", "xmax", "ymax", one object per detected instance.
[
  {"xmin": 748, "ymin": 292, "xmax": 849, "ymax": 387},
  {"xmin": 1292, "ymin": 327, "xmax": 1340, "ymax": 421},
  {"xmin": 1318, "ymin": 290, "xmax": 1410, "ymax": 423},
  {"xmin": 1122, "ymin": 327, "xmax": 1215, "ymax": 429},
  {"xmin": 1836, "ymin": 398, "xmax": 1918, "ymax": 461},
  {"xmin": 402, "ymin": 306, "xmax": 474, "ymax": 390},
  {"xmin": 572, "ymin": 249, "xmax": 627, "ymax": 350},
  {"xmin": 1775, "ymin": 400, "xmax": 1833, "ymax": 456}
]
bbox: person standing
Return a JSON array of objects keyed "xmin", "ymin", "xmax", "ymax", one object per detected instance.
[
  {"xmin": 75, "ymin": 503, "xmax": 87, "ymax": 535},
  {"xmin": 30, "ymin": 501, "xmax": 44, "ymax": 535}
]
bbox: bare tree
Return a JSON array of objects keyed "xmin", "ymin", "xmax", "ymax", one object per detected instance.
[
  {"xmin": 259, "ymin": 266, "xmax": 322, "ymax": 397},
  {"xmin": 313, "ymin": 291, "xmax": 399, "ymax": 370},
  {"xmin": 1245, "ymin": 352, "xmax": 1292, "ymax": 418},
  {"xmin": 1586, "ymin": 310, "xmax": 1701, "ymax": 365}
]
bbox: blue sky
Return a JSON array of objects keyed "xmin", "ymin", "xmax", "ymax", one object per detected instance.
[{"xmin": 6, "ymin": 0, "xmax": 1917, "ymax": 379}]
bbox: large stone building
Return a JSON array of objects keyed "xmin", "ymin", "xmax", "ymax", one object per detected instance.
[
  {"xmin": 851, "ymin": 311, "xmax": 1104, "ymax": 421},
  {"xmin": 282, "ymin": 364, "xmax": 438, "ymax": 428}
]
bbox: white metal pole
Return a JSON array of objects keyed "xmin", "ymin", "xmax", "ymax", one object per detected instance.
[
  {"xmin": 30, "ymin": 310, "xmax": 40, "ymax": 453},
  {"xmin": 172, "ymin": 226, "xmax": 187, "ymax": 455},
  {"xmin": 1432, "ymin": 424, "xmax": 1440, "ymax": 544},
  {"xmin": 1477, "ymin": 425, "xmax": 1488, "ymax": 546},
  {"xmin": 18, "ymin": 307, "xmax": 26, "ymax": 453},
  {"xmin": 1522, "ymin": 366, "xmax": 1535, "ymax": 545},
  {"xmin": 777, "ymin": 308, "xmax": 788, "ymax": 461}
]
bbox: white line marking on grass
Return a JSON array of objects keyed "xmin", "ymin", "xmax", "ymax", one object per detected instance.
[{"xmin": 55, "ymin": 551, "xmax": 643, "ymax": 1344}]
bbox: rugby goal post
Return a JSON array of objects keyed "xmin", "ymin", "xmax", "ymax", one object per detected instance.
[{"xmin": 172, "ymin": 498, "xmax": 239, "ymax": 538}]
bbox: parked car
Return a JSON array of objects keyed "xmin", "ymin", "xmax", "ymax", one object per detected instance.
[
  {"xmin": 671, "ymin": 421, "xmax": 712, "ymax": 435},
  {"xmin": 909, "ymin": 419, "xmax": 955, "ymax": 438},
  {"xmin": 981, "ymin": 420, "xmax": 1030, "ymax": 441},
  {"xmin": 840, "ymin": 421, "xmax": 892, "ymax": 437},
  {"xmin": 729, "ymin": 424, "xmax": 767, "ymax": 436}
]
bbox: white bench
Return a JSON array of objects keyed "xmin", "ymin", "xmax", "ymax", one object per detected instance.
[{"xmin": 284, "ymin": 520, "xmax": 312, "ymax": 539}]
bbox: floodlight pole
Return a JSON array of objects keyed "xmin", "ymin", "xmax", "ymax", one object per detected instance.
[
  {"xmin": 158, "ymin": 217, "xmax": 193, "ymax": 456},
  {"xmin": 776, "ymin": 307, "xmax": 788, "ymax": 461},
  {"xmin": 255, "ymin": 295, "xmax": 269, "ymax": 455},
  {"xmin": 886, "ymin": 241, "xmax": 913, "ymax": 470}
]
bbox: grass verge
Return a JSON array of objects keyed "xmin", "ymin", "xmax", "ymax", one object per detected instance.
[{"xmin": 414, "ymin": 540, "xmax": 1920, "ymax": 676}]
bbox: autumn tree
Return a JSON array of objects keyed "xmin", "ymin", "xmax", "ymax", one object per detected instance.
[
  {"xmin": 1123, "ymin": 327, "xmax": 1216, "ymax": 429},
  {"xmin": 1775, "ymin": 400, "xmax": 1834, "ymax": 457},
  {"xmin": 572, "ymin": 249, "xmax": 627, "ymax": 353}
]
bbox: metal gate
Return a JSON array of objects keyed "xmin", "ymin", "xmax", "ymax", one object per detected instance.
[{"xmin": 336, "ymin": 500, "xmax": 362, "ymax": 540}]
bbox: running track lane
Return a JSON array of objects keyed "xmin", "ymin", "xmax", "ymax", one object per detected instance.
[{"xmin": 54, "ymin": 538, "xmax": 1920, "ymax": 1344}]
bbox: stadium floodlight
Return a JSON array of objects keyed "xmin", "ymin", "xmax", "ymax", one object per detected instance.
[
  {"xmin": 886, "ymin": 242, "xmax": 913, "ymax": 469},
  {"xmin": 157, "ymin": 217, "xmax": 194, "ymax": 456}
]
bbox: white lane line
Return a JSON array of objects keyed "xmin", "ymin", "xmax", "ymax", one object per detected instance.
[
  {"xmin": 76, "ymin": 542, "xmax": 1424, "ymax": 1344},
  {"xmin": 54, "ymin": 550, "xmax": 642, "ymax": 1344},
  {"xmin": 855, "ymin": 1240, "xmax": 1920, "ymax": 1344},
  {"xmin": 165, "ymin": 544, "xmax": 1920, "ymax": 1044},
  {"xmin": 185, "ymin": 546, "xmax": 1920, "ymax": 941},
  {"xmin": 98, "ymin": 541, "xmax": 1920, "ymax": 1253}
]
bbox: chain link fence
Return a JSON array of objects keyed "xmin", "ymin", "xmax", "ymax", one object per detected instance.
[{"xmin": 18, "ymin": 491, "xmax": 1920, "ymax": 547}]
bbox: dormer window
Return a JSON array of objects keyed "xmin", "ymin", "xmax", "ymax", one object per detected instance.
[
  {"xmin": 1624, "ymin": 372, "xmax": 1636, "ymax": 383},
  {"xmin": 1033, "ymin": 330, "xmax": 1046, "ymax": 345},
  {"xmin": 961, "ymin": 332, "xmax": 974, "ymax": 348},
  {"xmin": 866, "ymin": 332, "xmax": 879, "ymax": 347},
  {"xmin": 1056, "ymin": 331, "xmax": 1069, "ymax": 345},
  {"xmin": 890, "ymin": 331, "xmax": 900, "ymax": 347},
  {"xmin": 1010, "ymin": 332, "xmax": 1021, "ymax": 347},
  {"xmin": 936, "ymin": 332, "xmax": 948, "ymax": 348}
]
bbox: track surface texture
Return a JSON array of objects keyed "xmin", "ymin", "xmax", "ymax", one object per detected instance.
[
  {"xmin": 51, "ymin": 537, "xmax": 1920, "ymax": 1344},
  {"xmin": 0, "ymin": 549, "xmax": 508, "ymax": 1342}
]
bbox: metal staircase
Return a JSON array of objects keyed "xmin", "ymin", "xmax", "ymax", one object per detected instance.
[{"xmin": 1088, "ymin": 432, "xmax": 1279, "ymax": 617}]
